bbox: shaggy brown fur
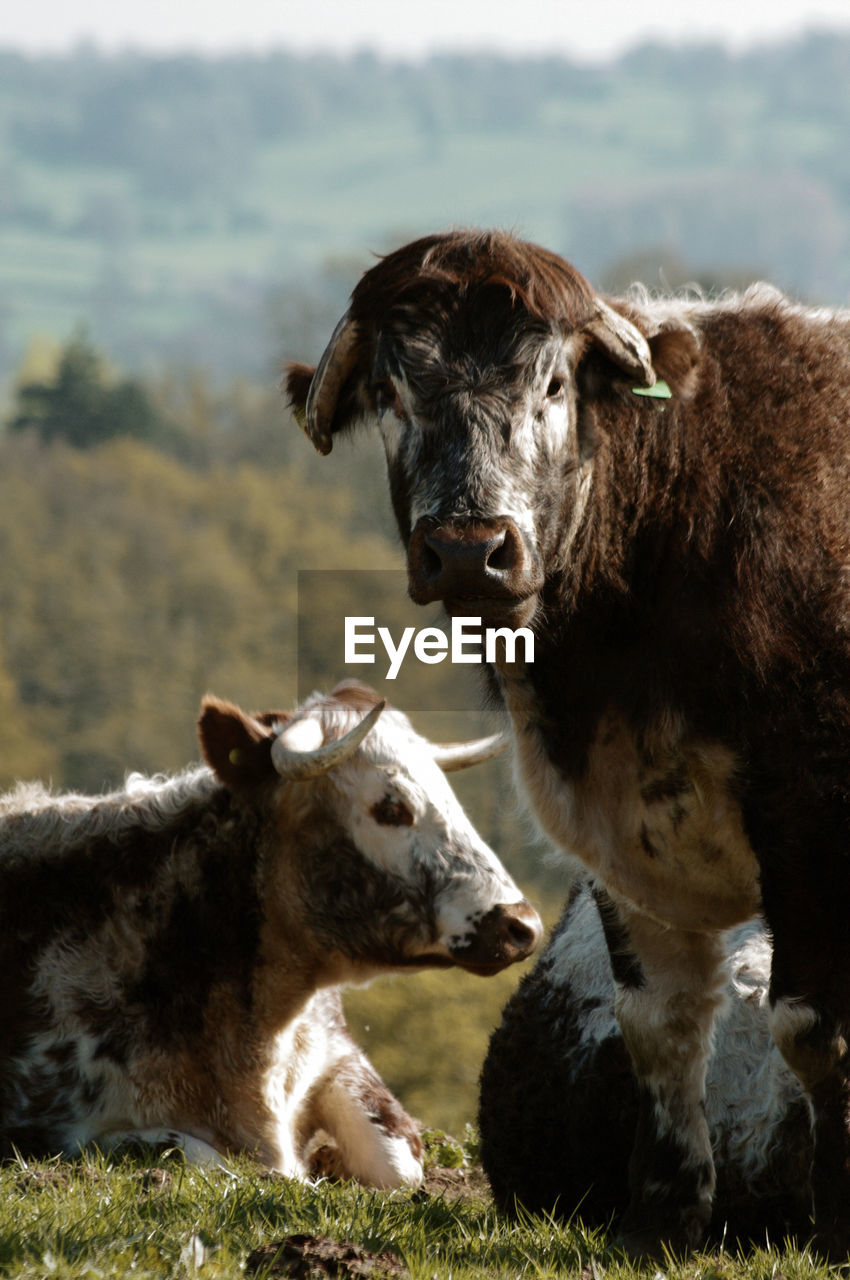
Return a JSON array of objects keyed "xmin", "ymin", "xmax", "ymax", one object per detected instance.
[{"xmin": 287, "ymin": 229, "xmax": 850, "ymax": 1257}]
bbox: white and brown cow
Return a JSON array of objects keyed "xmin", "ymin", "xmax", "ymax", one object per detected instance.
[
  {"xmin": 479, "ymin": 878, "xmax": 813, "ymax": 1244},
  {"xmin": 288, "ymin": 229, "xmax": 850, "ymax": 1255},
  {"xmin": 0, "ymin": 680, "xmax": 540, "ymax": 1186}
]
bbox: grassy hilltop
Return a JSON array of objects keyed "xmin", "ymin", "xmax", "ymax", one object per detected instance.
[{"xmin": 0, "ymin": 1144, "xmax": 828, "ymax": 1280}]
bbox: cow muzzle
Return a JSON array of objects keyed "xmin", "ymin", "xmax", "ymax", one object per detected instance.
[
  {"xmin": 450, "ymin": 900, "xmax": 543, "ymax": 976},
  {"xmin": 408, "ymin": 517, "xmax": 543, "ymax": 626}
]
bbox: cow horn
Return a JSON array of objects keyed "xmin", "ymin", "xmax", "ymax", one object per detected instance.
[
  {"xmin": 586, "ymin": 299, "xmax": 656, "ymax": 387},
  {"xmin": 432, "ymin": 731, "xmax": 509, "ymax": 772},
  {"xmin": 304, "ymin": 310, "xmax": 360, "ymax": 455},
  {"xmin": 271, "ymin": 700, "xmax": 385, "ymax": 780}
]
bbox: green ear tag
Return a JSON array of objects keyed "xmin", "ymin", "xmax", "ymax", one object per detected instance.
[{"xmin": 632, "ymin": 380, "xmax": 672, "ymax": 399}]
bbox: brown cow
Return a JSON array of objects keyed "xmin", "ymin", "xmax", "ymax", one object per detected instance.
[{"xmin": 288, "ymin": 229, "xmax": 850, "ymax": 1256}]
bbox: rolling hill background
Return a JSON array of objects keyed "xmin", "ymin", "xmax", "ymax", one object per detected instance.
[{"xmin": 1, "ymin": 32, "xmax": 849, "ymax": 397}]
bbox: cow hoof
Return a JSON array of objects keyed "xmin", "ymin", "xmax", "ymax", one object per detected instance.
[
  {"xmin": 617, "ymin": 1214, "xmax": 708, "ymax": 1261},
  {"xmin": 616, "ymin": 1228, "xmax": 670, "ymax": 1263},
  {"xmin": 813, "ymin": 1227, "xmax": 850, "ymax": 1264}
]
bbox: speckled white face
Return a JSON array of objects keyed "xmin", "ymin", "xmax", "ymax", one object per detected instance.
[
  {"xmin": 278, "ymin": 692, "xmax": 536, "ymax": 970},
  {"xmin": 334, "ymin": 703, "xmax": 527, "ymax": 957},
  {"xmin": 373, "ymin": 331, "xmax": 589, "ymax": 544}
]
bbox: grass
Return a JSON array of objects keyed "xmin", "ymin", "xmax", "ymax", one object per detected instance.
[{"xmin": 0, "ymin": 1139, "xmax": 837, "ymax": 1280}]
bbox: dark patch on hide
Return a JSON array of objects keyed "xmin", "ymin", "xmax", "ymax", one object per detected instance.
[
  {"xmin": 354, "ymin": 230, "xmax": 599, "ymax": 336},
  {"xmin": 638, "ymin": 824, "xmax": 658, "ymax": 859},
  {"xmin": 622, "ymin": 1083, "xmax": 715, "ymax": 1248},
  {"xmin": 300, "ymin": 833, "xmax": 435, "ymax": 967},
  {"xmin": 349, "ymin": 1067, "xmax": 422, "ymax": 1159},
  {"xmin": 712, "ymin": 1094, "xmax": 812, "ymax": 1244},
  {"xmin": 118, "ymin": 813, "xmax": 264, "ymax": 1052},
  {"xmin": 639, "ymin": 764, "xmax": 690, "ymax": 807},
  {"xmin": 591, "ymin": 887, "xmax": 644, "ymax": 990},
  {"xmin": 370, "ymin": 797, "xmax": 414, "ymax": 828}
]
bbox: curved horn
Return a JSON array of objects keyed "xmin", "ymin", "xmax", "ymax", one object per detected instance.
[
  {"xmin": 304, "ymin": 309, "xmax": 360, "ymax": 455},
  {"xmin": 432, "ymin": 731, "xmax": 510, "ymax": 773},
  {"xmin": 271, "ymin": 700, "xmax": 385, "ymax": 781},
  {"xmin": 586, "ymin": 299, "xmax": 655, "ymax": 387}
]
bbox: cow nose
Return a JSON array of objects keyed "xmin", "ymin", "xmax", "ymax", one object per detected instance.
[
  {"xmin": 453, "ymin": 900, "xmax": 543, "ymax": 975},
  {"xmin": 408, "ymin": 518, "xmax": 536, "ymax": 605},
  {"xmin": 424, "ymin": 525, "xmax": 517, "ymax": 581},
  {"xmin": 502, "ymin": 903, "xmax": 543, "ymax": 954}
]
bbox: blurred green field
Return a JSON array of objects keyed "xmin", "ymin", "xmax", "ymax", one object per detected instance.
[{"xmin": 3, "ymin": 36, "xmax": 850, "ymax": 395}]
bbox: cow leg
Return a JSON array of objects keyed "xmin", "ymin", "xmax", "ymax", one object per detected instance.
[
  {"xmin": 96, "ymin": 1129, "xmax": 229, "ymax": 1168},
  {"xmin": 306, "ymin": 1055, "xmax": 423, "ymax": 1189},
  {"xmin": 767, "ymin": 938, "xmax": 850, "ymax": 1258},
  {"xmin": 594, "ymin": 890, "xmax": 727, "ymax": 1257}
]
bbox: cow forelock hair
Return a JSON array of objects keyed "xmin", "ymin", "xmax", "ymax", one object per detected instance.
[{"xmin": 354, "ymin": 229, "xmax": 599, "ymax": 334}]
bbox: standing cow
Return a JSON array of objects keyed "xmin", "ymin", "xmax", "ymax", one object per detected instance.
[
  {"xmin": 0, "ymin": 679, "xmax": 540, "ymax": 1185},
  {"xmin": 287, "ymin": 229, "xmax": 850, "ymax": 1256}
]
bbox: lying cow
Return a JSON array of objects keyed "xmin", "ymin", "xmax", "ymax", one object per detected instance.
[
  {"xmin": 479, "ymin": 878, "xmax": 813, "ymax": 1244},
  {"xmin": 0, "ymin": 680, "xmax": 541, "ymax": 1186}
]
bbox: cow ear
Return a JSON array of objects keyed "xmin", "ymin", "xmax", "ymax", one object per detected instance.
[
  {"xmin": 582, "ymin": 301, "xmax": 702, "ymax": 401},
  {"xmin": 284, "ymin": 311, "xmax": 370, "ymax": 455},
  {"xmin": 286, "ymin": 364, "xmax": 315, "ymax": 433},
  {"xmin": 198, "ymin": 696, "xmax": 277, "ymax": 792},
  {"xmin": 647, "ymin": 325, "xmax": 702, "ymax": 400},
  {"xmin": 585, "ymin": 299, "xmax": 656, "ymax": 386}
]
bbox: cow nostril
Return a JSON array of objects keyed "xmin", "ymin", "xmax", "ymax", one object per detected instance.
[
  {"xmin": 484, "ymin": 525, "xmax": 523, "ymax": 574},
  {"xmin": 421, "ymin": 540, "xmax": 444, "ymax": 580},
  {"xmin": 506, "ymin": 918, "xmax": 537, "ymax": 950},
  {"xmin": 486, "ymin": 537, "xmax": 512, "ymax": 571}
]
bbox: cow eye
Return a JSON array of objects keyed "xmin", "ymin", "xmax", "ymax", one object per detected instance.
[
  {"xmin": 374, "ymin": 380, "xmax": 406, "ymax": 420},
  {"xmin": 370, "ymin": 796, "xmax": 414, "ymax": 827},
  {"xmin": 546, "ymin": 377, "xmax": 564, "ymax": 398}
]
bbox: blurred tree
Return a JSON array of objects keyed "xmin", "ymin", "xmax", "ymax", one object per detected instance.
[
  {"xmin": 9, "ymin": 330, "xmax": 172, "ymax": 448},
  {"xmin": 0, "ymin": 427, "xmax": 398, "ymax": 789}
]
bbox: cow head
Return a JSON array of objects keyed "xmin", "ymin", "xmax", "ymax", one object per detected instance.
[
  {"xmin": 287, "ymin": 230, "xmax": 699, "ymax": 629},
  {"xmin": 198, "ymin": 681, "xmax": 541, "ymax": 978}
]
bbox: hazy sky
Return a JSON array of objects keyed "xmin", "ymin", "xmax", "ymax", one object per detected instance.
[{"xmin": 3, "ymin": 0, "xmax": 850, "ymax": 60}]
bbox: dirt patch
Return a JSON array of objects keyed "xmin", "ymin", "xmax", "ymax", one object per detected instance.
[
  {"xmin": 14, "ymin": 1163, "xmax": 104, "ymax": 1192},
  {"xmin": 133, "ymin": 1167, "xmax": 173, "ymax": 1193},
  {"xmin": 245, "ymin": 1234, "xmax": 409, "ymax": 1279},
  {"xmin": 420, "ymin": 1162, "xmax": 491, "ymax": 1202}
]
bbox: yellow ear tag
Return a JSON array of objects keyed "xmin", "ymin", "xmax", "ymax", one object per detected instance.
[
  {"xmin": 632, "ymin": 380, "xmax": 672, "ymax": 399},
  {"xmin": 228, "ymin": 748, "xmax": 242, "ymax": 767}
]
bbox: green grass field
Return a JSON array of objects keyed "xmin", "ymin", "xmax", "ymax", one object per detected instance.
[{"xmin": 0, "ymin": 1139, "xmax": 832, "ymax": 1280}]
